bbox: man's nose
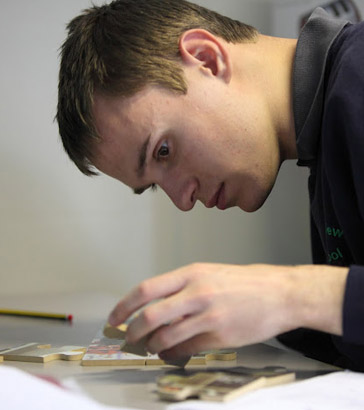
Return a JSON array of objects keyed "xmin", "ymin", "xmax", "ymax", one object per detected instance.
[{"xmin": 160, "ymin": 177, "xmax": 198, "ymax": 211}]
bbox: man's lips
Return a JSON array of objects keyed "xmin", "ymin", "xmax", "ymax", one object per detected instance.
[
  {"xmin": 206, "ymin": 183, "xmax": 226, "ymax": 209},
  {"xmin": 216, "ymin": 183, "xmax": 226, "ymax": 210}
]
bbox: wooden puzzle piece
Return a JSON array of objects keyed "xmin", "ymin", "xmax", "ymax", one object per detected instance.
[
  {"xmin": 200, "ymin": 370, "xmax": 295, "ymax": 401},
  {"xmin": 0, "ymin": 343, "xmax": 86, "ymax": 363},
  {"xmin": 103, "ymin": 322, "xmax": 128, "ymax": 338},
  {"xmin": 81, "ymin": 333, "xmax": 182, "ymax": 367},
  {"xmin": 157, "ymin": 369, "xmax": 295, "ymax": 402},
  {"xmin": 81, "ymin": 337, "xmax": 146, "ymax": 366},
  {"xmin": 204, "ymin": 351, "xmax": 237, "ymax": 362},
  {"xmin": 157, "ymin": 372, "xmax": 264, "ymax": 402},
  {"xmin": 103, "ymin": 324, "xmax": 236, "ymax": 366},
  {"xmin": 157, "ymin": 372, "xmax": 220, "ymax": 401},
  {"xmin": 94, "ymin": 324, "xmax": 237, "ymax": 367},
  {"xmin": 104, "ymin": 323, "xmax": 191, "ymax": 366},
  {"xmin": 103, "ymin": 323, "xmax": 148, "ymax": 356},
  {"xmin": 198, "ymin": 373, "xmax": 269, "ymax": 402},
  {"xmin": 103, "ymin": 323, "xmax": 187, "ymax": 365}
]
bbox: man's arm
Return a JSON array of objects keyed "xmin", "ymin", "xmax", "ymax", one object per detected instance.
[{"xmin": 107, "ymin": 263, "xmax": 348, "ymax": 360}]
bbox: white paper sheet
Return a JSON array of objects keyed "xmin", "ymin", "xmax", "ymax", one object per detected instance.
[
  {"xmin": 167, "ymin": 371, "xmax": 364, "ymax": 410},
  {"xmin": 0, "ymin": 366, "xmax": 133, "ymax": 410}
]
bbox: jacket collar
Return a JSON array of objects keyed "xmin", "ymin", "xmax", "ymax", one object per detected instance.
[{"xmin": 293, "ymin": 8, "xmax": 348, "ymax": 166}]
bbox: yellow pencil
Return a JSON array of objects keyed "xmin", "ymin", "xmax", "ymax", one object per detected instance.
[{"xmin": 0, "ymin": 309, "xmax": 73, "ymax": 321}]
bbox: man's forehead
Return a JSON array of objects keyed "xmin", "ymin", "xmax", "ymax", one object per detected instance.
[
  {"xmin": 91, "ymin": 92, "xmax": 153, "ymax": 186},
  {"xmin": 94, "ymin": 86, "xmax": 161, "ymax": 115},
  {"xmin": 93, "ymin": 93, "xmax": 134, "ymax": 135},
  {"xmin": 91, "ymin": 133, "xmax": 127, "ymax": 180}
]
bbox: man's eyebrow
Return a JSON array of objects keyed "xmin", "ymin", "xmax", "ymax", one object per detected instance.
[
  {"xmin": 133, "ymin": 183, "xmax": 157, "ymax": 195},
  {"xmin": 133, "ymin": 185, "xmax": 149, "ymax": 195},
  {"xmin": 137, "ymin": 134, "xmax": 151, "ymax": 178}
]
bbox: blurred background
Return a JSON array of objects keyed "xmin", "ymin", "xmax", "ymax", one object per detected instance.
[{"xmin": 1, "ymin": 0, "xmax": 362, "ymax": 297}]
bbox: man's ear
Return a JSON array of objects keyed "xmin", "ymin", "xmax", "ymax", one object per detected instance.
[{"xmin": 179, "ymin": 29, "xmax": 232, "ymax": 82}]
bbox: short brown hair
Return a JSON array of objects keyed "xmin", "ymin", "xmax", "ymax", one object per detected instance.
[{"xmin": 57, "ymin": 0, "xmax": 258, "ymax": 175}]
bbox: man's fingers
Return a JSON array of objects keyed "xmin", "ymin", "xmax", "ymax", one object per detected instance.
[
  {"xmin": 108, "ymin": 271, "xmax": 188, "ymax": 326},
  {"xmin": 158, "ymin": 333, "xmax": 222, "ymax": 361},
  {"xmin": 145, "ymin": 312, "xmax": 214, "ymax": 353},
  {"xmin": 126, "ymin": 293, "xmax": 201, "ymax": 343}
]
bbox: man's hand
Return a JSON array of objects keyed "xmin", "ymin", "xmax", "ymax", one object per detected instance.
[{"xmin": 108, "ymin": 263, "xmax": 348, "ymax": 360}]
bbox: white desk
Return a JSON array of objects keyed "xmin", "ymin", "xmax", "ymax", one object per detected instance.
[{"xmin": 0, "ymin": 292, "xmax": 338, "ymax": 409}]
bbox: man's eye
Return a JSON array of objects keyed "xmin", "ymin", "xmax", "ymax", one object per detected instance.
[{"xmin": 157, "ymin": 141, "xmax": 169, "ymax": 159}]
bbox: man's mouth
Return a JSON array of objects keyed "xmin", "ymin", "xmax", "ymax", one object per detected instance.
[
  {"xmin": 216, "ymin": 183, "xmax": 226, "ymax": 210},
  {"xmin": 206, "ymin": 183, "xmax": 226, "ymax": 210}
]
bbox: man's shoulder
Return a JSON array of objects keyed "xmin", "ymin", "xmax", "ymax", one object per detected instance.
[{"xmin": 328, "ymin": 21, "xmax": 364, "ymax": 83}]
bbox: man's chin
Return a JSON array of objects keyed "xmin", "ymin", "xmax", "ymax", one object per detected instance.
[{"xmin": 237, "ymin": 194, "xmax": 269, "ymax": 213}]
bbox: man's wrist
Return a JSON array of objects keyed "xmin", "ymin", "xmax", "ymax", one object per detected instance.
[{"xmin": 285, "ymin": 264, "xmax": 349, "ymax": 336}]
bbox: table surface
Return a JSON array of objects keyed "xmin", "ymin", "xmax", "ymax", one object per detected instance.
[{"xmin": 0, "ymin": 291, "xmax": 338, "ymax": 409}]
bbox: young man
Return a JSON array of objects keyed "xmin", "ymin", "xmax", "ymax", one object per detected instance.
[{"xmin": 57, "ymin": 0, "xmax": 364, "ymax": 370}]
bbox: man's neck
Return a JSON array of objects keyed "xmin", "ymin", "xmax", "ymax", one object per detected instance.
[{"xmin": 230, "ymin": 34, "xmax": 298, "ymax": 163}]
